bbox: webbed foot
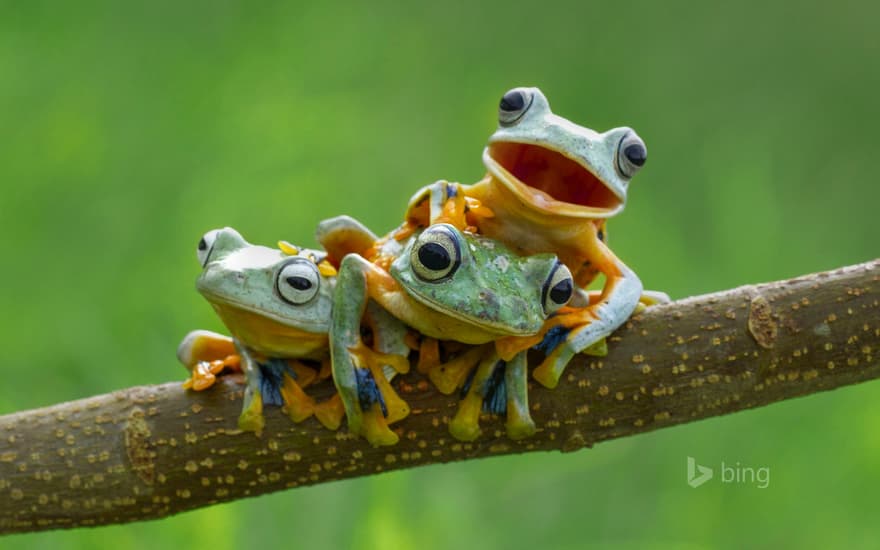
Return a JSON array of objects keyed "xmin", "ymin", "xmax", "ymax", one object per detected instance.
[
  {"xmin": 177, "ymin": 330, "xmax": 242, "ymax": 390},
  {"xmin": 428, "ymin": 344, "xmax": 488, "ymax": 395},
  {"xmin": 314, "ymin": 394, "xmax": 345, "ymax": 431}
]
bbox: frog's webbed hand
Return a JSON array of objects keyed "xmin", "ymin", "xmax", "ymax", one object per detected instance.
[
  {"xmin": 177, "ymin": 330, "xmax": 241, "ymax": 391},
  {"xmin": 448, "ymin": 350, "xmax": 535, "ymax": 442},
  {"xmin": 533, "ymin": 244, "xmax": 643, "ymax": 389},
  {"xmin": 331, "ymin": 254, "xmax": 410, "ymax": 447}
]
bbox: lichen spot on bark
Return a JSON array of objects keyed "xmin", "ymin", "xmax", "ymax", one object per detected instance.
[{"xmin": 125, "ymin": 407, "xmax": 155, "ymax": 485}]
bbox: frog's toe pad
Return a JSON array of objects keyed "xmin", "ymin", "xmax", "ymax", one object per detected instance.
[
  {"xmin": 361, "ymin": 406, "xmax": 399, "ymax": 446},
  {"xmin": 238, "ymin": 391, "xmax": 265, "ymax": 435}
]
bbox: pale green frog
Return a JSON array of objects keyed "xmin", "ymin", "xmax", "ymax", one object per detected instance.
[{"xmin": 178, "ymin": 226, "xmax": 410, "ymax": 435}]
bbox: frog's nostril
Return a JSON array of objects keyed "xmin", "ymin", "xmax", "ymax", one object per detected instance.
[{"xmin": 624, "ymin": 143, "xmax": 647, "ymax": 167}]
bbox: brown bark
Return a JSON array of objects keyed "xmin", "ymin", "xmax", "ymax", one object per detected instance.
[{"xmin": 1, "ymin": 260, "xmax": 877, "ymax": 534}]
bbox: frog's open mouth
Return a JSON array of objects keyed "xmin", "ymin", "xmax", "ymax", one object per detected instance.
[{"xmin": 486, "ymin": 142, "xmax": 622, "ymax": 216}]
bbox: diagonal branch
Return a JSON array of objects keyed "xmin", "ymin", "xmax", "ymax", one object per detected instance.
[{"xmin": 0, "ymin": 260, "xmax": 877, "ymax": 534}]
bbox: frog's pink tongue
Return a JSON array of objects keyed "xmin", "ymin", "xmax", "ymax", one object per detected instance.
[{"xmin": 489, "ymin": 142, "xmax": 620, "ymax": 210}]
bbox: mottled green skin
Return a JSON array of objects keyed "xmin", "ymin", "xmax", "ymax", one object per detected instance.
[{"xmin": 390, "ymin": 224, "xmax": 560, "ymax": 336}]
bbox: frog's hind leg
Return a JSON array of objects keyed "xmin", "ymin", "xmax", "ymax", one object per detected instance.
[
  {"xmin": 331, "ymin": 254, "xmax": 410, "ymax": 446},
  {"xmin": 237, "ymin": 345, "xmax": 266, "ymax": 435},
  {"xmin": 177, "ymin": 330, "xmax": 242, "ymax": 391}
]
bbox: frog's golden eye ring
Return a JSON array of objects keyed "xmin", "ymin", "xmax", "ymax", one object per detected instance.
[
  {"xmin": 411, "ymin": 225, "xmax": 462, "ymax": 282},
  {"xmin": 542, "ymin": 262, "xmax": 574, "ymax": 315},
  {"xmin": 616, "ymin": 131, "xmax": 647, "ymax": 179},
  {"xmin": 498, "ymin": 88, "xmax": 534, "ymax": 127},
  {"xmin": 197, "ymin": 229, "xmax": 220, "ymax": 267},
  {"xmin": 276, "ymin": 259, "xmax": 321, "ymax": 305}
]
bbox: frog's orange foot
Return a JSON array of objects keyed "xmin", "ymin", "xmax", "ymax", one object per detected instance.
[
  {"xmin": 416, "ymin": 337, "xmax": 440, "ymax": 374},
  {"xmin": 349, "ymin": 341, "xmax": 411, "ymax": 424},
  {"xmin": 183, "ymin": 355, "xmax": 242, "ymax": 391},
  {"xmin": 255, "ymin": 358, "xmax": 318, "ymax": 423},
  {"xmin": 353, "ymin": 369, "xmax": 400, "ymax": 445},
  {"xmin": 428, "ymin": 345, "xmax": 487, "ymax": 395},
  {"xmin": 314, "ymin": 394, "xmax": 345, "ymax": 431}
]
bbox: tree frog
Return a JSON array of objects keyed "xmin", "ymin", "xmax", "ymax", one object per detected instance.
[
  {"xmin": 325, "ymin": 217, "xmax": 574, "ymax": 445},
  {"xmin": 178, "ymin": 226, "xmax": 410, "ymax": 436},
  {"xmin": 401, "ymin": 87, "xmax": 657, "ymax": 389}
]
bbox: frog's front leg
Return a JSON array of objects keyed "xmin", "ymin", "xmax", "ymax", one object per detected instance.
[
  {"xmin": 533, "ymin": 246, "xmax": 643, "ymax": 389},
  {"xmin": 504, "ymin": 352, "xmax": 536, "ymax": 440},
  {"xmin": 237, "ymin": 344, "xmax": 266, "ymax": 435},
  {"xmin": 331, "ymin": 254, "xmax": 410, "ymax": 446}
]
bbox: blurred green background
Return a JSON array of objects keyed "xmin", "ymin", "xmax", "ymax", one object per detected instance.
[{"xmin": 1, "ymin": 0, "xmax": 878, "ymax": 548}]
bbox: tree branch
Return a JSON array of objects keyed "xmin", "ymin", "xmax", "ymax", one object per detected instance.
[{"xmin": 1, "ymin": 260, "xmax": 877, "ymax": 534}]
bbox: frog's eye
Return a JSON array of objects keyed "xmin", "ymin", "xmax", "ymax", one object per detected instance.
[
  {"xmin": 197, "ymin": 230, "xmax": 220, "ymax": 267},
  {"xmin": 542, "ymin": 262, "xmax": 574, "ymax": 315},
  {"xmin": 498, "ymin": 88, "xmax": 534, "ymax": 126},
  {"xmin": 411, "ymin": 225, "xmax": 461, "ymax": 282},
  {"xmin": 616, "ymin": 132, "xmax": 647, "ymax": 179},
  {"xmin": 276, "ymin": 260, "xmax": 321, "ymax": 305}
]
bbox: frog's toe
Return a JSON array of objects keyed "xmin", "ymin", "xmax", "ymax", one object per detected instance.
[
  {"xmin": 280, "ymin": 372, "xmax": 315, "ymax": 423},
  {"xmin": 505, "ymin": 415, "xmax": 537, "ymax": 440},
  {"xmin": 314, "ymin": 394, "xmax": 345, "ymax": 431},
  {"xmin": 415, "ymin": 338, "xmax": 440, "ymax": 374},
  {"xmin": 186, "ymin": 361, "xmax": 218, "ymax": 391},
  {"xmin": 238, "ymin": 388, "xmax": 265, "ymax": 436},
  {"xmin": 449, "ymin": 393, "xmax": 483, "ymax": 442},
  {"xmin": 428, "ymin": 345, "xmax": 486, "ymax": 395},
  {"xmin": 361, "ymin": 405, "xmax": 399, "ymax": 446},
  {"xmin": 532, "ymin": 344, "xmax": 575, "ymax": 389}
]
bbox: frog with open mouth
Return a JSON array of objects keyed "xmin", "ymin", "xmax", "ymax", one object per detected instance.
[
  {"xmin": 178, "ymin": 226, "xmax": 411, "ymax": 436},
  {"xmin": 400, "ymin": 87, "xmax": 666, "ymax": 389},
  {"xmin": 326, "ymin": 217, "xmax": 574, "ymax": 445}
]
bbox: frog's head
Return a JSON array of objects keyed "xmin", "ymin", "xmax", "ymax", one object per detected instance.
[
  {"xmin": 391, "ymin": 224, "xmax": 574, "ymax": 335},
  {"xmin": 195, "ymin": 227, "xmax": 333, "ymax": 334},
  {"xmin": 483, "ymin": 86, "xmax": 647, "ymax": 219}
]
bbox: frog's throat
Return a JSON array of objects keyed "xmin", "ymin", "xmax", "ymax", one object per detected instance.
[
  {"xmin": 202, "ymin": 295, "xmax": 328, "ymax": 337},
  {"xmin": 403, "ymin": 290, "xmax": 541, "ymax": 339},
  {"xmin": 482, "ymin": 145, "xmax": 623, "ymax": 219}
]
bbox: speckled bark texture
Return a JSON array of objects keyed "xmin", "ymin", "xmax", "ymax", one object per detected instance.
[{"xmin": 1, "ymin": 260, "xmax": 877, "ymax": 534}]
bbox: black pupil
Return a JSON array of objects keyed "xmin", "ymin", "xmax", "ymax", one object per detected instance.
[
  {"xmin": 286, "ymin": 276, "xmax": 312, "ymax": 291},
  {"xmin": 624, "ymin": 143, "xmax": 646, "ymax": 166},
  {"xmin": 499, "ymin": 90, "xmax": 525, "ymax": 112},
  {"xmin": 198, "ymin": 238, "xmax": 207, "ymax": 251},
  {"xmin": 550, "ymin": 278, "xmax": 573, "ymax": 305},
  {"xmin": 418, "ymin": 242, "xmax": 451, "ymax": 271}
]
